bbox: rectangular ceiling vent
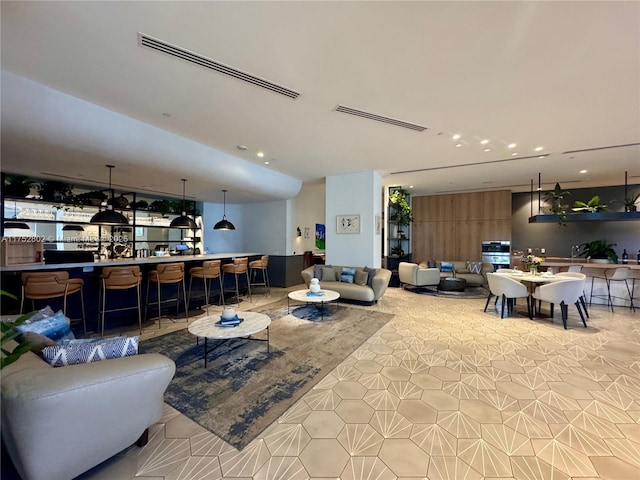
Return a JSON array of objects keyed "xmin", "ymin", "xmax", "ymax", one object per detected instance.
[
  {"xmin": 334, "ymin": 105, "xmax": 427, "ymax": 132},
  {"xmin": 138, "ymin": 33, "xmax": 301, "ymax": 99}
]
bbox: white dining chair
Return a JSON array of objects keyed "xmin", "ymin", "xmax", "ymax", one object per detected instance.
[
  {"xmin": 485, "ymin": 272, "xmax": 530, "ymax": 318},
  {"xmin": 533, "ymin": 278, "xmax": 587, "ymax": 329},
  {"xmin": 555, "ymin": 272, "xmax": 589, "ymax": 318}
]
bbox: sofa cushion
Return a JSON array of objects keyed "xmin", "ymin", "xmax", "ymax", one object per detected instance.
[
  {"xmin": 15, "ymin": 309, "xmax": 75, "ymax": 342},
  {"xmin": 340, "ymin": 267, "xmax": 356, "ymax": 283},
  {"xmin": 42, "ymin": 336, "xmax": 139, "ymax": 367},
  {"xmin": 19, "ymin": 331, "xmax": 58, "ymax": 358},
  {"xmin": 322, "ymin": 266, "xmax": 337, "ymax": 281},
  {"xmin": 313, "ymin": 264, "xmax": 323, "ymax": 280},
  {"xmin": 427, "ymin": 260, "xmax": 437, "ymax": 268},
  {"xmin": 440, "ymin": 261, "xmax": 454, "ymax": 273},
  {"xmin": 467, "ymin": 261, "xmax": 483, "ymax": 274},
  {"xmin": 354, "ymin": 269, "xmax": 368, "ymax": 286}
]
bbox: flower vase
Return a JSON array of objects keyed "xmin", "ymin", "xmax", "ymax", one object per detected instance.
[{"xmin": 530, "ymin": 266, "xmax": 538, "ymax": 276}]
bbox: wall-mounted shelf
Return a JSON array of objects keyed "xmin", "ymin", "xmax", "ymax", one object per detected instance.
[{"xmin": 528, "ymin": 212, "xmax": 640, "ymax": 223}]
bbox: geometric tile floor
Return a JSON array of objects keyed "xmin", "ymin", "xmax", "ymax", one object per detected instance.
[{"xmin": 77, "ymin": 285, "xmax": 640, "ymax": 480}]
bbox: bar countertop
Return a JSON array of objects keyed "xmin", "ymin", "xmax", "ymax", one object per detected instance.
[{"xmin": 0, "ymin": 253, "xmax": 262, "ymax": 272}]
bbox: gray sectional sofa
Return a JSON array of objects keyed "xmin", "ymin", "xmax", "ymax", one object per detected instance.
[{"xmin": 301, "ymin": 265, "xmax": 391, "ymax": 304}]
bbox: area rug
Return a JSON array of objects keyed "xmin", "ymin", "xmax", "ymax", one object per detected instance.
[
  {"xmin": 139, "ymin": 298, "xmax": 394, "ymax": 450},
  {"xmin": 408, "ymin": 285, "xmax": 490, "ymax": 299}
]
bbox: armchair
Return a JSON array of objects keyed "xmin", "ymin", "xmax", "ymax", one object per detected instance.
[{"xmin": 398, "ymin": 262, "xmax": 440, "ymax": 288}]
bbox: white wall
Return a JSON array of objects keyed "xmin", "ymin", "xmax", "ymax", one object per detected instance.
[
  {"xmin": 202, "ymin": 202, "xmax": 243, "ymax": 253},
  {"xmin": 325, "ymin": 171, "xmax": 382, "ymax": 267},
  {"xmin": 242, "ymin": 200, "xmax": 288, "ymax": 255},
  {"xmin": 293, "ymin": 182, "xmax": 326, "ymax": 255}
]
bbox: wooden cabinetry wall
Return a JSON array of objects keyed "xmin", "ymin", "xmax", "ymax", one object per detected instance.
[{"xmin": 412, "ymin": 190, "xmax": 512, "ymax": 262}]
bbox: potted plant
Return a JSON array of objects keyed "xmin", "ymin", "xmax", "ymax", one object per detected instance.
[
  {"xmin": 76, "ymin": 190, "xmax": 108, "ymax": 206},
  {"xmin": 578, "ymin": 239, "xmax": 618, "ymax": 264},
  {"xmin": 572, "ymin": 195, "xmax": 609, "ymax": 213},
  {"xmin": 390, "ymin": 243, "xmax": 405, "ymax": 257},
  {"xmin": 543, "ymin": 183, "xmax": 570, "ymax": 226},
  {"xmin": 389, "ymin": 188, "xmax": 413, "ymax": 226},
  {"xmin": 3, "ymin": 175, "xmax": 36, "ymax": 197},
  {"xmin": 622, "ymin": 192, "xmax": 639, "ymax": 212},
  {"xmin": 0, "ymin": 290, "xmax": 35, "ymax": 370}
]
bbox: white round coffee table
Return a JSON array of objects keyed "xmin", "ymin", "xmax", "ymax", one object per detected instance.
[
  {"xmin": 188, "ymin": 311, "xmax": 271, "ymax": 367},
  {"xmin": 287, "ymin": 289, "xmax": 340, "ymax": 320}
]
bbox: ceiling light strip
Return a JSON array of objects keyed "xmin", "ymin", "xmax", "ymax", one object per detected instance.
[
  {"xmin": 334, "ymin": 105, "xmax": 427, "ymax": 132},
  {"xmin": 390, "ymin": 154, "xmax": 550, "ymax": 175},
  {"xmin": 562, "ymin": 142, "xmax": 640, "ymax": 154},
  {"xmin": 139, "ymin": 33, "xmax": 301, "ymax": 99}
]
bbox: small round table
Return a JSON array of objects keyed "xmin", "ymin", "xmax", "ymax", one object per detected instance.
[
  {"xmin": 188, "ymin": 311, "xmax": 271, "ymax": 367},
  {"xmin": 438, "ymin": 277, "xmax": 467, "ymax": 292},
  {"xmin": 287, "ymin": 289, "xmax": 340, "ymax": 320}
]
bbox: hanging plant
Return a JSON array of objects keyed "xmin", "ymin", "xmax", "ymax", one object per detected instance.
[
  {"xmin": 543, "ymin": 183, "xmax": 570, "ymax": 226},
  {"xmin": 389, "ymin": 188, "xmax": 413, "ymax": 226}
]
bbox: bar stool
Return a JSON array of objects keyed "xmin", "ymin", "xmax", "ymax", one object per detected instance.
[
  {"xmin": 222, "ymin": 257, "xmax": 251, "ymax": 306},
  {"xmin": 629, "ymin": 268, "xmax": 640, "ymax": 310},
  {"xmin": 145, "ymin": 262, "xmax": 188, "ymax": 328},
  {"xmin": 99, "ymin": 266, "xmax": 142, "ymax": 336},
  {"xmin": 20, "ymin": 271, "xmax": 86, "ymax": 334},
  {"xmin": 188, "ymin": 260, "xmax": 224, "ymax": 312},
  {"xmin": 249, "ymin": 255, "xmax": 270, "ymax": 297},
  {"xmin": 589, "ymin": 267, "xmax": 635, "ymax": 312}
]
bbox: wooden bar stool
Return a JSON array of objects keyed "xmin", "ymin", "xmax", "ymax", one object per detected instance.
[
  {"xmin": 20, "ymin": 271, "xmax": 86, "ymax": 334},
  {"xmin": 222, "ymin": 257, "xmax": 251, "ymax": 306},
  {"xmin": 99, "ymin": 266, "xmax": 142, "ymax": 336},
  {"xmin": 249, "ymin": 255, "xmax": 270, "ymax": 297},
  {"xmin": 145, "ymin": 262, "xmax": 188, "ymax": 328},
  {"xmin": 188, "ymin": 260, "xmax": 224, "ymax": 312}
]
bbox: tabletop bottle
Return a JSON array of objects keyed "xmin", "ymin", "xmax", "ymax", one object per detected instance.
[{"xmin": 622, "ymin": 249, "xmax": 628, "ymax": 264}]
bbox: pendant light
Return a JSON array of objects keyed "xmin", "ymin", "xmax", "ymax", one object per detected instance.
[
  {"xmin": 214, "ymin": 189, "xmax": 235, "ymax": 230},
  {"xmin": 62, "ymin": 225, "xmax": 84, "ymax": 231},
  {"xmin": 170, "ymin": 179, "xmax": 198, "ymax": 229},
  {"xmin": 90, "ymin": 165, "xmax": 129, "ymax": 226},
  {"xmin": 3, "ymin": 201, "xmax": 31, "ymax": 231}
]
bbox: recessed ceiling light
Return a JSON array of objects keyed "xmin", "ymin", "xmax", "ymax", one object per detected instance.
[
  {"xmin": 537, "ymin": 187, "xmax": 542, "ymax": 191},
  {"xmin": 257, "ymin": 152, "xmax": 265, "ymax": 158},
  {"xmin": 236, "ymin": 145, "xmax": 248, "ymax": 151},
  {"xmin": 484, "ymin": 148, "xmax": 491, "ymax": 152},
  {"xmin": 508, "ymin": 143, "xmax": 517, "ymax": 149},
  {"xmin": 480, "ymin": 139, "xmax": 489, "ymax": 145},
  {"xmin": 455, "ymin": 143, "xmax": 462, "ymax": 148},
  {"xmin": 452, "ymin": 134, "xmax": 461, "ymax": 140},
  {"xmin": 511, "ymin": 152, "xmax": 518, "ymax": 156},
  {"xmin": 534, "ymin": 146, "xmax": 544, "ymax": 152},
  {"xmin": 538, "ymin": 156, "xmax": 545, "ymax": 159},
  {"xmin": 264, "ymin": 161, "xmax": 270, "ymax": 165},
  {"xmin": 409, "ymin": 185, "xmax": 414, "ymax": 188},
  {"xmin": 579, "ymin": 169, "xmax": 587, "ymax": 174}
]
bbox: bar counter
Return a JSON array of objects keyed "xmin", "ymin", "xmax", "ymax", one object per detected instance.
[
  {"xmin": 0, "ymin": 252, "xmax": 262, "ymax": 272},
  {"xmin": 1, "ymin": 253, "xmax": 264, "ymax": 333}
]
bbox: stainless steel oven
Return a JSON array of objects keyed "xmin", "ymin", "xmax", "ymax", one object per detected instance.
[{"xmin": 481, "ymin": 241, "xmax": 511, "ymax": 270}]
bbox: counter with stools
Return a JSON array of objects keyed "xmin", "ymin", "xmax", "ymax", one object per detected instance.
[
  {"xmin": 222, "ymin": 257, "xmax": 251, "ymax": 306},
  {"xmin": 99, "ymin": 266, "xmax": 143, "ymax": 336},
  {"xmin": 145, "ymin": 262, "xmax": 188, "ymax": 327},
  {"xmin": 249, "ymin": 255, "xmax": 270, "ymax": 297},
  {"xmin": 20, "ymin": 271, "xmax": 86, "ymax": 333},
  {"xmin": 188, "ymin": 260, "xmax": 224, "ymax": 312}
]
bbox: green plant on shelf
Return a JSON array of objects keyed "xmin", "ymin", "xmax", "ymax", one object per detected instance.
[
  {"xmin": 572, "ymin": 195, "xmax": 609, "ymax": 213},
  {"xmin": 578, "ymin": 239, "xmax": 618, "ymax": 263},
  {"xmin": 543, "ymin": 182, "xmax": 570, "ymax": 226}
]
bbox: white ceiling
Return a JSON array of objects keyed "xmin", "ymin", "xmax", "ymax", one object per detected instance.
[{"xmin": 1, "ymin": 1, "xmax": 639, "ymax": 203}]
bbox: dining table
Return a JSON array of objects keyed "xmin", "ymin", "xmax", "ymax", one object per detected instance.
[{"xmin": 504, "ymin": 271, "xmax": 563, "ymax": 318}]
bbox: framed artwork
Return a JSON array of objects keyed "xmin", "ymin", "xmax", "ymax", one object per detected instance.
[
  {"xmin": 315, "ymin": 223, "xmax": 325, "ymax": 249},
  {"xmin": 336, "ymin": 214, "xmax": 360, "ymax": 234}
]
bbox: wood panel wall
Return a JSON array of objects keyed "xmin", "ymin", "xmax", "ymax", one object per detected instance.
[{"xmin": 412, "ymin": 190, "xmax": 512, "ymax": 262}]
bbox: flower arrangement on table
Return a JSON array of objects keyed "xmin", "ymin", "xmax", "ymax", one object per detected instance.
[{"xmin": 523, "ymin": 255, "xmax": 544, "ymax": 274}]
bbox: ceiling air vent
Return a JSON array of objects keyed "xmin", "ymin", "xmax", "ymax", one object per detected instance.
[
  {"xmin": 334, "ymin": 105, "xmax": 427, "ymax": 132},
  {"xmin": 138, "ymin": 33, "xmax": 300, "ymax": 99}
]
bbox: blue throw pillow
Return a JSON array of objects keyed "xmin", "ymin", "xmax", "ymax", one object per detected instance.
[
  {"xmin": 440, "ymin": 262, "xmax": 454, "ymax": 273},
  {"xmin": 16, "ymin": 309, "xmax": 75, "ymax": 342},
  {"xmin": 42, "ymin": 336, "xmax": 139, "ymax": 367},
  {"xmin": 340, "ymin": 267, "xmax": 356, "ymax": 283}
]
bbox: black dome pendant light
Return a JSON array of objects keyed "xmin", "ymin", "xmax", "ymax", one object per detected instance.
[
  {"xmin": 213, "ymin": 189, "xmax": 235, "ymax": 230},
  {"xmin": 90, "ymin": 165, "xmax": 130, "ymax": 226},
  {"xmin": 170, "ymin": 179, "xmax": 198, "ymax": 229},
  {"xmin": 3, "ymin": 201, "xmax": 31, "ymax": 231}
]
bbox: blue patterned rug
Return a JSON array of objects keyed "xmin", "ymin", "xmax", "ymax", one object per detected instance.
[{"xmin": 140, "ymin": 298, "xmax": 393, "ymax": 450}]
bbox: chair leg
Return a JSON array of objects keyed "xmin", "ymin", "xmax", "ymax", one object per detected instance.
[
  {"xmin": 144, "ymin": 281, "xmax": 151, "ymax": 320},
  {"xmin": 579, "ymin": 295, "xmax": 590, "ymax": 318},
  {"xmin": 575, "ymin": 301, "xmax": 587, "ymax": 327},
  {"xmin": 245, "ymin": 271, "xmax": 252, "ymax": 302},
  {"xmin": 500, "ymin": 294, "xmax": 506, "ymax": 318},
  {"xmin": 606, "ymin": 279, "xmax": 614, "ymax": 312},
  {"xmin": 20, "ymin": 286, "xmax": 25, "ymax": 314},
  {"xmin": 561, "ymin": 302, "xmax": 568, "ymax": 329},
  {"xmin": 550, "ymin": 303, "xmax": 554, "ymax": 319},
  {"xmin": 234, "ymin": 274, "xmax": 240, "ymax": 306},
  {"xmin": 589, "ymin": 276, "xmax": 595, "ymax": 307},
  {"xmin": 187, "ymin": 276, "xmax": 194, "ymax": 312},
  {"xmin": 101, "ymin": 284, "xmax": 106, "ymax": 337},
  {"xmin": 79, "ymin": 289, "xmax": 86, "ymax": 334},
  {"xmin": 182, "ymin": 279, "xmax": 188, "ymax": 320},
  {"xmin": 218, "ymin": 276, "xmax": 224, "ymax": 306},
  {"xmin": 624, "ymin": 279, "xmax": 635, "ymax": 312},
  {"xmin": 136, "ymin": 283, "xmax": 142, "ymax": 335},
  {"xmin": 484, "ymin": 292, "xmax": 493, "ymax": 312},
  {"xmin": 157, "ymin": 281, "xmax": 162, "ymax": 328}
]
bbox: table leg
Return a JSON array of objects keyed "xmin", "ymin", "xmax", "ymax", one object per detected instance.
[{"xmin": 204, "ymin": 337, "xmax": 208, "ymax": 368}]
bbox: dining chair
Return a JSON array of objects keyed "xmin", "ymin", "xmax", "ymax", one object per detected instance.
[
  {"xmin": 99, "ymin": 266, "xmax": 142, "ymax": 336},
  {"xmin": 533, "ymin": 278, "xmax": 587, "ymax": 329},
  {"xmin": 495, "ymin": 268, "xmax": 515, "ymax": 275},
  {"xmin": 484, "ymin": 272, "xmax": 530, "ymax": 318},
  {"xmin": 21, "ymin": 271, "xmax": 86, "ymax": 334},
  {"xmin": 555, "ymin": 272, "xmax": 589, "ymax": 318}
]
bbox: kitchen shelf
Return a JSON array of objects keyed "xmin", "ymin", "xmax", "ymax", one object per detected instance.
[{"xmin": 528, "ymin": 212, "xmax": 640, "ymax": 223}]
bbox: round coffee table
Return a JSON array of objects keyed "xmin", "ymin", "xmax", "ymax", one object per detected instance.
[
  {"xmin": 188, "ymin": 311, "xmax": 271, "ymax": 367},
  {"xmin": 438, "ymin": 277, "xmax": 467, "ymax": 292},
  {"xmin": 287, "ymin": 289, "xmax": 340, "ymax": 320}
]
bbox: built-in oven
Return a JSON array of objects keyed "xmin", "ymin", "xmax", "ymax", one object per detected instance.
[{"xmin": 481, "ymin": 240, "xmax": 511, "ymax": 270}]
